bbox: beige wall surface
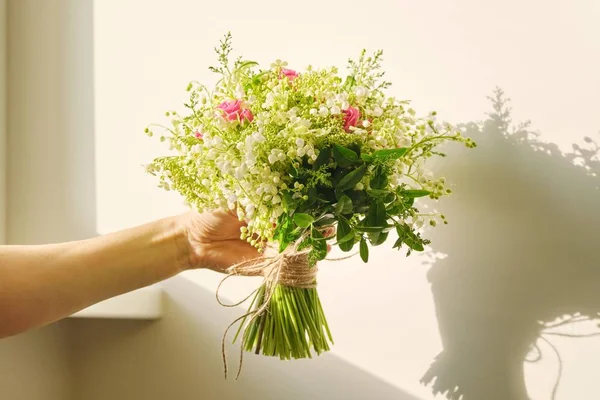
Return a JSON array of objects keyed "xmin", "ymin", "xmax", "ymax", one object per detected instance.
[{"xmin": 1, "ymin": 1, "xmax": 599, "ymax": 399}]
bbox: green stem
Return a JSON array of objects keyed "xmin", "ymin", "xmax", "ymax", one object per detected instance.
[{"xmin": 254, "ymin": 286, "xmax": 270, "ymax": 355}]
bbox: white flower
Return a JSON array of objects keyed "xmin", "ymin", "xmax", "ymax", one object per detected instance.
[
  {"xmin": 362, "ymin": 120, "xmax": 371, "ymax": 128},
  {"xmin": 354, "ymin": 86, "xmax": 367, "ymax": 97},
  {"xmin": 268, "ymin": 149, "xmax": 285, "ymax": 165},
  {"xmin": 341, "ymin": 101, "xmax": 350, "ymax": 110},
  {"xmin": 272, "ymin": 195, "xmax": 281, "ymax": 204},
  {"xmin": 326, "ymin": 99, "xmax": 336, "ymax": 108},
  {"xmin": 330, "ymin": 106, "xmax": 341, "ymax": 115},
  {"xmin": 416, "ymin": 218, "xmax": 425, "ymax": 228},
  {"xmin": 296, "ymin": 138, "xmax": 305, "ymax": 147},
  {"xmin": 235, "ymin": 84, "xmax": 245, "ymax": 99},
  {"xmin": 310, "ymin": 108, "xmax": 318, "ymax": 115},
  {"xmin": 336, "ymin": 93, "xmax": 348, "ymax": 102},
  {"xmin": 373, "ymin": 106, "xmax": 384, "ymax": 117},
  {"xmin": 207, "ymin": 148, "xmax": 218, "ymax": 159},
  {"xmin": 319, "ymin": 106, "xmax": 329, "ymax": 116}
]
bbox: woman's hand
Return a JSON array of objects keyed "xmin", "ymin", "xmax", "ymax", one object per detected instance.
[
  {"xmin": 180, "ymin": 210, "xmax": 334, "ymax": 273},
  {"xmin": 180, "ymin": 210, "xmax": 261, "ymax": 273}
]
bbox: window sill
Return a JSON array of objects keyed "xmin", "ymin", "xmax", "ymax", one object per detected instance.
[{"xmin": 69, "ymin": 286, "xmax": 163, "ymax": 320}]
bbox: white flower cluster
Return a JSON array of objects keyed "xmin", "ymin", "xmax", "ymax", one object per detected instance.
[{"xmin": 146, "ymin": 48, "xmax": 474, "ymax": 248}]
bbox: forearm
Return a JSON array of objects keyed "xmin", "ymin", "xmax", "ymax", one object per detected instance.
[{"xmin": 0, "ymin": 215, "xmax": 192, "ymax": 337}]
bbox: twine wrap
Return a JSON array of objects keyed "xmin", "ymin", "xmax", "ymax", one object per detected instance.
[
  {"xmin": 226, "ymin": 247, "xmax": 317, "ymax": 288},
  {"xmin": 216, "ymin": 232, "xmax": 356, "ymax": 379},
  {"xmin": 216, "ymin": 240, "xmax": 317, "ymax": 379}
]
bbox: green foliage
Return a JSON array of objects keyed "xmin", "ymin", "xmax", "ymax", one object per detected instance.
[
  {"xmin": 148, "ymin": 34, "xmax": 476, "ymax": 267},
  {"xmin": 274, "ymin": 143, "xmax": 437, "ymax": 263}
]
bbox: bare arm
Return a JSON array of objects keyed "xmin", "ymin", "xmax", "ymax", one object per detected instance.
[{"xmin": 0, "ymin": 211, "xmax": 260, "ymax": 338}]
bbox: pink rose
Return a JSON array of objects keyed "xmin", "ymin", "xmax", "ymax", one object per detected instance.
[
  {"xmin": 343, "ymin": 106, "xmax": 360, "ymax": 132},
  {"xmin": 280, "ymin": 68, "xmax": 299, "ymax": 81},
  {"xmin": 217, "ymin": 99, "xmax": 253, "ymax": 123},
  {"xmin": 194, "ymin": 131, "xmax": 203, "ymax": 139},
  {"xmin": 239, "ymin": 108, "xmax": 254, "ymax": 123}
]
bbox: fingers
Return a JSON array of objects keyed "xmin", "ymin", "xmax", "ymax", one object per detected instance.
[
  {"xmin": 322, "ymin": 226, "xmax": 336, "ymax": 239},
  {"xmin": 203, "ymin": 240, "xmax": 261, "ymax": 273}
]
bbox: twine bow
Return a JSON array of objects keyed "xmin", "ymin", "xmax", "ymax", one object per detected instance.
[
  {"xmin": 216, "ymin": 234, "xmax": 357, "ymax": 379},
  {"xmin": 216, "ymin": 237, "xmax": 314, "ymax": 379}
]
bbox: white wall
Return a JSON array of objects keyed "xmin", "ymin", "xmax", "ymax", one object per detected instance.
[
  {"xmin": 2, "ymin": 1, "xmax": 598, "ymax": 399},
  {"xmin": 70, "ymin": 276, "xmax": 422, "ymax": 400},
  {"xmin": 0, "ymin": 324, "xmax": 71, "ymax": 400},
  {"xmin": 7, "ymin": 0, "xmax": 96, "ymax": 245},
  {"xmin": 0, "ymin": 1, "xmax": 96, "ymax": 399},
  {"xmin": 92, "ymin": 1, "xmax": 600, "ymax": 399}
]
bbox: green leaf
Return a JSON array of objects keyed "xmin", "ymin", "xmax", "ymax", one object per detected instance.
[
  {"xmin": 281, "ymin": 191, "xmax": 293, "ymax": 211},
  {"xmin": 361, "ymin": 153, "xmax": 375, "ymax": 162},
  {"xmin": 366, "ymin": 189, "xmax": 389, "ymax": 198},
  {"xmin": 347, "ymin": 190, "xmax": 368, "ymax": 207},
  {"xmin": 392, "ymin": 237, "xmax": 403, "ymax": 249},
  {"xmin": 403, "ymin": 189, "xmax": 431, "ymax": 198},
  {"xmin": 355, "ymin": 225, "xmax": 390, "ymax": 233},
  {"xmin": 370, "ymin": 166, "xmax": 388, "ymax": 190},
  {"xmin": 307, "ymin": 187, "xmax": 318, "ymax": 206},
  {"xmin": 333, "ymin": 144, "xmax": 359, "ymax": 167},
  {"xmin": 293, "ymin": 213, "xmax": 314, "ymax": 228},
  {"xmin": 314, "ymin": 214, "xmax": 336, "ymax": 227},
  {"xmin": 337, "ymin": 218, "xmax": 354, "ymax": 252},
  {"xmin": 337, "ymin": 164, "xmax": 367, "ymax": 191},
  {"xmin": 311, "ymin": 228, "xmax": 327, "ymax": 260},
  {"xmin": 367, "ymin": 199, "xmax": 387, "ymax": 227},
  {"xmin": 316, "ymin": 193, "xmax": 330, "ymax": 204},
  {"xmin": 276, "ymin": 216, "xmax": 293, "ymax": 252},
  {"xmin": 384, "ymin": 192, "xmax": 396, "ymax": 203},
  {"xmin": 237, "ymin": 61, "xmax": 259, "ymax": 70},
  {"xmin": 335, "ymin": 195, "xmax": 353, "ymax": 215},
  {"xmin": 360, "ymin": 237, "xmax": 369, "ymax": 262},
  {"xmin": 400, "ymin": 226, "xmax": 425, "ymax": 252},
  {"xmin": 372, "ymin": 148, "xmax": 408, "ymax": 160},
  {"xmin": 313, "ymin": 148, "xmax": 331, "ymax": 170},
  {"xmin": 343, "ymin": 75, "xmax": 356, "ymax": 91},
  {"xmin": 290, "ymin": 165, "xmax": 300, "ymax": 177},
  {"xmin": 333, "ymin": 229, "xmax": 355, "ymax": 245},
  {"xmin": 369, "ymin": 231, "xmax": 389, "ymax": 246},
  {"xmin": 404, "ymin": 235, "xmax": 424, "ymax": 251}
]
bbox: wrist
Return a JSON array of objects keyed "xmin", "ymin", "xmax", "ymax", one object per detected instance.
[
  {"xmin": 173, "ymin": 212, "xmax": 206, "ymax": 270},
  {"xmin": 163, "ymin": 214, "xmax": 198, "ymax": 272}
]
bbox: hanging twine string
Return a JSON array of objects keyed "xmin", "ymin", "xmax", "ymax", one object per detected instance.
[
  {"xmin": 216, "ymin": 233, "xmax": 358, "ymax": 379},
  {"xmin": 216, "ymin": 236, "xmax": 314, "ymax": 379}
]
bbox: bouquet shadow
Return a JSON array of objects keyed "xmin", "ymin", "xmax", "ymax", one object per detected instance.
[{"xmin": 421, "ymin": 89, "xmax": 600, "ymax": 400}]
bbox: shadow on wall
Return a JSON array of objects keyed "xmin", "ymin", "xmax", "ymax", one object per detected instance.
[
  {"xmin": 420, "ymin": 89, "xmax": 600, "ymax": 400},
  {"xmin": 69, "ymin": 276, "xmax": 422, "ymax": 400}
]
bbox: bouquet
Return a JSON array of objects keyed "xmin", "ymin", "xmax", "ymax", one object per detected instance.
[{"xmin": 145, "ymin": 33, "xmax": 475, "ymax": 378}]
